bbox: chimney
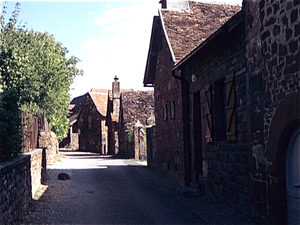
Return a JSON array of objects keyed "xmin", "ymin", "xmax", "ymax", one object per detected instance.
[
  {"xmin": 112, "ymin": 75, "xmax": 120, "ymax": 115},
  {"xmin": 112, "ymin": 75, "xmax": 120, "ymax": 99},
  {"xmin": 160, "ymin": 0, "xmax": 167, "ymax": 9}
]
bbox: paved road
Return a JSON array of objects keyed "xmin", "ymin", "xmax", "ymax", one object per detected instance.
[{"xmin": 24, "ymin": 151, "xmax": 253, "ymax": 225}]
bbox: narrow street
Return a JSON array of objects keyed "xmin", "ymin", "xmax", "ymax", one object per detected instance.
[{"xmin": 23, "ymin": 151, "xmax": 253, "ymax": 225}]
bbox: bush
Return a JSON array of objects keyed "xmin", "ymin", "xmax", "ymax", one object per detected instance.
[{"xmin": 0, "ymin": 90, "xmax": 23, "ymax": 162}]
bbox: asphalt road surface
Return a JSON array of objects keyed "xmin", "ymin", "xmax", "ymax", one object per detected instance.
[{"xmin": 23, "ymin": 151, "xmax": 253, "ymax": 225}]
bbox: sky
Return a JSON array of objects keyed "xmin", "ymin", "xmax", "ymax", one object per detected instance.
[{"xmin": 0, "ymin": 0, "xmax": 242, "ymax": 99}]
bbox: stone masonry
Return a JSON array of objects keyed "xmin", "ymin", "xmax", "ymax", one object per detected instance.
[
  {"xmin": 178, "ymin": 11, "xmax": 249, "ymax": 211},
  {"xmin": 0, "ymin": 148, "xmax": 46, "ymax": 224},
  {"xmin": 244, "ymin": 0, "xmax": 300, "ymax": 223},
  {"xmin": 119, "ymin": 90, "xmax": 154, "ymax": 159}
]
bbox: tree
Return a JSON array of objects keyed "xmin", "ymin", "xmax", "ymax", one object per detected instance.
[
  {"xmin": 0, "ymin": 89, "xmax": 22, "ymax": 161},
  {"xmin": 0, "ymin": 2, "xmax": 83, "ymax": 143}
]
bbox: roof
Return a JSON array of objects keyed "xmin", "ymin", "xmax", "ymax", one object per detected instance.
[
  {"xmin": 161, "ymin": 1, "xmax": 241, "ymax": 62},
  {"xmin": 173, "ymin": 10, "xmax": 244, "ymax": 70},
  {"xmin": 144, "ymin": 1, "xmax": 241, "ymax": 86},
  {"xmin": 69, "ymin": 94, "xmax": 87, "ymax": 124},
  {"xmin": 89, "ymin": 91, "xmax": 108, "ymax": 117},
  {"xmin": 90, "ymin": 88, "xmax": 110, "ymax": 94}
]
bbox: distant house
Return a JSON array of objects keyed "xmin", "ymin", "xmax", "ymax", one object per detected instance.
[
  {"xmin": 77, "ymin": 90, "xmax": 108, "ymax": 153},
  {"xmin": 60, "ymin": 94, "xmax": 86, "ymax": 150},
  {"xmin": 61, "ymin": 89, "xmax": 108, "ymax": 154},
  {"xmin": 144, "ymin": 0, "xmax": 241, "ymax": 185},
  {"xmin": 106, "ymin": 76, "xmax": 154, "ymax": 159}
]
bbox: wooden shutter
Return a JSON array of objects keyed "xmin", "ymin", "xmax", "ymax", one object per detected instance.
[
  {"xmin": 204, "ymin": 84, "xmax": 213, "ymax": 142},
  {"xmin": 225, "ymin": 73, "xmax": 236, "ymax": 141}
]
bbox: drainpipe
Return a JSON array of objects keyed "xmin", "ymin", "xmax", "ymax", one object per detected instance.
[{"xmin": 172, "ymin": 69, "xmax": 191, "ymax": 186}]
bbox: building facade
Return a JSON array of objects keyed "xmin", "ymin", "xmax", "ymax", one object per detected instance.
[
  {"xmin": 244, "ymin": 0, "xmax": 300, "ymax": 223},
  {"xmin": 145, "ymin": 0, "xmax": 300, "ymax": 223},
  {"xmin": 144, "ymin": 0, "xmax": 241, "ymax": 186},
  {"xmin": 106, "ymin": 77, "xmax": 154, "ymax": 159},
  {"xmin": 77, "ymin": 91, "xmax": 108, "ymax": 153}
]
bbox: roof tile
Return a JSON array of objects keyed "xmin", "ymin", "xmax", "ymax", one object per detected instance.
[
  {"xmin": 161, "ymin": 1, "xmax": 241, "ymax": 62},
  {"xmin": 89, "ymin": 91, "xmax": 108, "ymax": 117}
]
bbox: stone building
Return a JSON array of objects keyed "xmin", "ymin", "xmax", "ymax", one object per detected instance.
[
  {"xmin": 172, "ymin": 7, "xmax": 248, "ymax": 217},
  {"xmin": 244, "ymin": 0, "xmax": 300, "ymax": 223},
  {"xmin": 144, "ymin": 0, "xmax": 241, "ymax": 185},
  {"xmin": 106, "ymin": 76, "xmax": 154, "ymax": 159},
  {"xmin": 60, "ymin": 94, "xmax": 86, "ymax": 150},
  {"xmin": 77, "ymin": 90, "xmax": 108, "ymax": 153},
  {"xmin": 61, "ymin": 90, "xmax": 108, "ymax": 153},
  {"xmin": 145, "ymin": 0, "xmax": 300, "ymax": 223}
]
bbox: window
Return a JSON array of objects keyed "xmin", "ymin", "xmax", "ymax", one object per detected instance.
[
  {"xmin": 163, "ymin": 104, "xmax": 168, "ymax": 121},
  {"xmin": 204, "ymin": 84, "xmax": 213, "ymax": 143},
  {"xmin": 204, "ymin": 73, "xmax": 237, "ymax": 143},
  {"xmin": 170, "ymin": 101, "xmax": 175, "ymax": 119},
  {"xmin": 214, "ymin": 79, "xmax": 226, "ymax": 142},
  {"xmin": 225, "ymin": 73, "xmax": 237, "ymax": 141}
]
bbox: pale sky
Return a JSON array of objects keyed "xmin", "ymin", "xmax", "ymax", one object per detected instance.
[{"xmin": 1, "ymin": 0, "xmax": 242, "ymax": 99}]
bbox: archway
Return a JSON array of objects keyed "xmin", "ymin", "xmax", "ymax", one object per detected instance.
[
  {"xmin": 266, "ymin": 93, "xmax": 300, "ymax": 224},
  {"xmin": 286, "ymin": 127, "xmax": 300, "ymax": 224}
]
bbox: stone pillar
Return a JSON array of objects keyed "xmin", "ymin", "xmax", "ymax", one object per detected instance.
[
  {"xmin": 114, "ymin": 131, "xmax": 119, "ymax": 155},
  {"xmin": 134, "ymin": 120, "xmax": 144, "ymax": 160},
  {"xmin": 112, "ymin": 76, "xmax": 120, "ymax": 115}
]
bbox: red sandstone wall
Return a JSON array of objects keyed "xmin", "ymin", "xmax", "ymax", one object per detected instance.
[
  {"xmin": 151, "ymin": 29, "xmax": 186, "ymax": 185},
  {"xmin": 245, "ymin": 0, "xmax": 300, "ymax": 223}
]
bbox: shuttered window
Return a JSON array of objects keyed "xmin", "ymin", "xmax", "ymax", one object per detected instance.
[
  {"xmin": 204, "ymin": 84, "xmax": 213, "ymax": 143},
  {"xmin": 163, "ymin": 104, "xmax": 168, "ymax": 121},
  {"xmin": 214, "ymin": 79, "xmax": 226, "ymax": 142},
  {"xmin": 225, "ymin": 73, "xmax": 237, "ymax": 141}
]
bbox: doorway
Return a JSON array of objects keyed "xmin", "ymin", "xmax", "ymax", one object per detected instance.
[{"xmin": 286, "ymin": 126, "xmax": 300, "ymax": 224}]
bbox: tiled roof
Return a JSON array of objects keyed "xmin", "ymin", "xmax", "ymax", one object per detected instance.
[
  {"xmin": 89, "ymin": 91, "xmax": 108, "ymax": 117},
  {"xmin": 90, "ymin": 88, "xmax": 110, "ymax": 94},
  {"xmin": 161, "ymin": 1, "xmax": 241, "ymax": 62},
  {"xmin": 69, "ymin": 94, "xmax": 87, "ymax": 124}
]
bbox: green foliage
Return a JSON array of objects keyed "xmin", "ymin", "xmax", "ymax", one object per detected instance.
[
  {"xmin": 0, "ymin": 2, "xmax": 83, "ymax": 143},
  {"xmin": 0, "ymin": 90, "xmax": 22, "ymax": 162},
  {"xmin": 128, "ymin": 126, "xmax": 134, "ymax": 143}
]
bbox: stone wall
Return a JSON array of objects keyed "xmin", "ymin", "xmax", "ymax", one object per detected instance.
[
  {"xmin": 25, "ymin": 148, "xmax": 47, "ymax": 197},
  {"xmin": 181, "ymin": 13, "xmax": 249, "ymax": 211},
  {"xmin": 70, "ymin": 133, "xmax": 79, "ymax": 150},
  {"xmin": 146, "ymin": 126, "xmax": 156, "ymax": 167},
  {"xmin": 119, "ymin": 90, "xmax": 154, "ymax": 158},
  {"xmin": 77, "ymin": 94, "xmax": 103, "ymax": 153},
  {"xmin": 39, "ymin": 131, "xmax": 59, "ymax": 164},
  {"xmin": 150, "ymin": 29, "xmax": 186, "ymax": 185},
  {"xmin": 0, "ymin": 148, "xmax": 46, "ymax": 224},
  {"xmin": 244, "ymin": 0, "xmax": 300, "ymax": 223}
]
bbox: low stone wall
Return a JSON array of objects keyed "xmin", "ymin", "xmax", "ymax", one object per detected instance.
[
  {"xmin": 25, "ymin": 148, "xmax": 47, "ymax": 197},
  {"xmin": 39, "ymin": 131, "xmax": 59, "ymax": 164},
  {"xmin": 0, "ymin": 148, "xmax": 46, "ymax": 224}
]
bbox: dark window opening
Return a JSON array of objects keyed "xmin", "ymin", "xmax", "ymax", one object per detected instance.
[
  {"xmin": 163, "ymin": 104, "xmax": 168, "ymax": 121},
  {"xmin": 214, "ymin": 79, "xmax": 226, "ymax": 142},
  {"xmin": 170, "ymin": 101, "xmax": 175, "ymax": 119}
]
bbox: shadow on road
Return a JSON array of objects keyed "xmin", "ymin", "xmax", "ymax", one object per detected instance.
[{"xmin": 24, "ymin": 150, "xmax": 254, "ymax": 224}]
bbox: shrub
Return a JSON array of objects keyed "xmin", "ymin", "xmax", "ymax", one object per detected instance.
[{"xmin": 0, "ymin": 90, "xmax": 22, "ymax": 162}]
